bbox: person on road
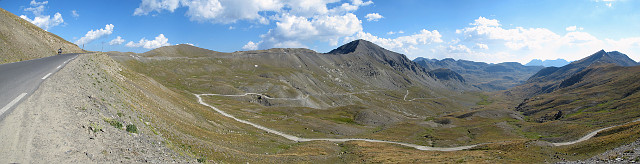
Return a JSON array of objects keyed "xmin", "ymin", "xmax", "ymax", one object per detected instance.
[{"xmin": 58, "ymin": 48, "xmax": 62, "ymax": 54}]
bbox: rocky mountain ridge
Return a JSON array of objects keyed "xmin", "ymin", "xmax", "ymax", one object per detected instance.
[{"xmin": 414, "ymin": 57, "xmax": 543, "ymax": 91}]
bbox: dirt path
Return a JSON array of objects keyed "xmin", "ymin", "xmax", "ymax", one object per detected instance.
[
  {"xmin": 197, "ymin": 93, "xmax": 640, "ymax": 151},
  {"xmin": 196, "ymin": 93, "xmax": 477, "ymax": 151}
]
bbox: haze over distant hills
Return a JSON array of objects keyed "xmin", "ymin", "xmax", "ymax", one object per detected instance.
[
  {"xmin": 525, "ymin": 59, "xmax": 570, "ymax": 67},
  {"xmin": 413, "ymin": 57, "xmax": 543, "ymax": 91}
]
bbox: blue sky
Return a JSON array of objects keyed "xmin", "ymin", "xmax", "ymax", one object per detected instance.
[{"xmin": 2, "ymin": 0, "xmax": 639, "ymax": 64}]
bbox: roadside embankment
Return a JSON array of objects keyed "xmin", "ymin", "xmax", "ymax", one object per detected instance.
[{"xmin": 0, "ymin": 53, "xmax": 192, "ymax": 163}]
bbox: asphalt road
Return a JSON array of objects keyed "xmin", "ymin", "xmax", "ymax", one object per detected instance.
[{"xmin": 0, "ymin": 53, "xmax": 79, "ymax": 121}]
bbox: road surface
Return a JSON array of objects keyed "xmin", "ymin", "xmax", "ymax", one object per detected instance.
[{"xmin": 0, "ymin": 53, "xmax": 78, "ymax": 121}]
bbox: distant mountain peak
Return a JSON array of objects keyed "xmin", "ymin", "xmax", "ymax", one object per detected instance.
[
  {"xmin": 575, "ymin": 50, "xmax": 637, "ymax": 67},
  {"xmin": 525, "ymin": 59, "xmax": 570, "ymax": 67},
  {"xmin": 328, "ymin": 39, "xmax": 384, "ymax": 54}
]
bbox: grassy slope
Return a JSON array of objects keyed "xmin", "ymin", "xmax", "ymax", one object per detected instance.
[
  {"xmin": 0, "ymin": 8, "xmax": 84, "ymax": 64},
  {"xmin": 512, "ymin": 64, "xmax": 640, "ymax": 142},
  {"xmin": 104, "ymin": 46, "xmax": 640, "ymax": 163}
]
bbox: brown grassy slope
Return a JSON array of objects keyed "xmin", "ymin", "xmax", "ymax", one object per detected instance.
[
  {"xmin": 140, "ymin": 44, "xmax": 226, "ymax": 58},
  {"xmin": 0, "ymin": 8, "xmax": 83, "ymax": 64},
  {"xmin": 514, "ymin": 64, "xmax": 640, "ymax": 142},
  {"xmin": 106, "ymin": 47, "xmax": 640, "ymax": 163}
]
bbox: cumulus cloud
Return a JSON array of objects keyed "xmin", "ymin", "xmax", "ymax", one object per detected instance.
[
  {"xmin": 439, "ymin": 16, "xmax": 640, "ymax": 63},
  {"xmin": 457, "ymin": 16, "xmax": 562, "ymax": 50},
  {"xmin": 125, "ymin": 34, "xmax": 171, "ymax": 49},
  {"xmin": 134, "ymin": 0, "xmax": 282, "ymax": 24},
  {"xmin": 345, "ymin": 29, "xmax": 443, "ymax": 54},
  {"xmin": 250, "ymin": 13, "xmax": 363, "ymax": 49},
  {"xmin": 136, "ymin": 0, "xmax": 377, "ymax": 50},
  {"xmin": 242, "ymin": 41, "xmax": 259, "ymax": 50},
  {"xmin": 365, "ymin": 13, "xmax": 383, "ymax": 21},
  {"xmin": 475, "ymin": 43, "xmax": 489, "ymax": 49},
  {"xmin": 75, "ymin": 24, "xmax": 114, "ymax": 45},
  {"xmin": 109, "ymin": 36, "xmax": 125, "ymax": 45},
  {"xmin": 19, "ymin": 0, "xmax": 64, "ymax": 31}
]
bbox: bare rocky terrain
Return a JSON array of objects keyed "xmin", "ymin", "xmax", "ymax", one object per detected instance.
[{"xmin": 0, "ymin": 53, "xmax": 193, "ymax": 163}]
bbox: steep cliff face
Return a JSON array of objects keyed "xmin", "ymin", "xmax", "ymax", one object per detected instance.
[{"xmin": 0, "ymin": 8, "xmax": 83, "ymax": 64}]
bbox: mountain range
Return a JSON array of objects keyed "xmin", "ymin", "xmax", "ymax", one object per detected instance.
[
  {"xmin": 525, "ymin": 59, "xmax": 570, "ymax": 67},
  {"xmin": 3, "ymin": 5, "xmax": 640, "ymax": 162},
  {"xmin": 508, "ymin": 50, "xmax": 639, "ymax": 98},
  {"xmin": 413, "ymin": 57, "xmax": 543, "ymax": 91}
]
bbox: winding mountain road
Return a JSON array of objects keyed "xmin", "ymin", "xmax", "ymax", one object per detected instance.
[
  {"xmin": 0, "ymin": 53, "xmax": 78, "ymax": 121},
  {"xmin": 196, "ymin": 93, "xmax": 640, "ymax": 151}
]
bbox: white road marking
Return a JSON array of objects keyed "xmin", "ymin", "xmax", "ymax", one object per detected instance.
[
  {"xmin": 57, "ymin": 65, "xmax": 62, "ymax": 69},
  {"xmin": 0, "ymin": 93, "xmax": 27, "ymax": 116},
  {"xmin": 41, "ymin": 73, "xmax": 52, "ymax": 79}
]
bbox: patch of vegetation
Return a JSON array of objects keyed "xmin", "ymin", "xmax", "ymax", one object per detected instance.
[
  {"xmin": 476, "ymin": 94, "xmax": 492, "ymax": 105},
  {"xmin": 104, "ymin": 118, "xmax": 123, "ymax": 129},
  {"xmin": 197, "ymin": 157, "xmax": 207, "ymax": 163},
  {"xmin": 117, "ymin": 112, "xmax": 125, "ymax": 117},
  {"xmin": 90, "ymin": 122, "xmax": 102, "ymax": 133},
  {"xmin": 126, "ymin": 124, "xmax": 138, "ymax": 133}
]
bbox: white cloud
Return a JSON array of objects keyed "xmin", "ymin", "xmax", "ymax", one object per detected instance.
[
  {"xmin": 19, "ymin": 0, "xmax": 64, "ymax": 31},
  {"xmin": 134, "ymin": 0, "xmax": 282, "ymax": 24},
  {"xmin": 387, "ymin": 30, "xmax": 405, "ymax": 35},
  {"xmin": 254, "ymin": 13, "xmax": 363, "ymax": 49},
  {"xmin": 458, "ymin": 16, "xmax": 561, "ymax": 50},
  {"xmin": 242, "ymin": 41, "xmax": 259, "ymax": 50},
  {"xmin": 565, "ymin": 26, "xmax": 584, "ymax": 31},
  {"xmin": 448, "ymin": 44, "xmax": 472, "ymax": 54},
  {"xmin": 75, "ymin": 24, "xmax": 114, "ymax": 45},
  {"xmin": 352, "ymin": 0, "xmax": 373, "ymax": 6},
  {"xmin": 435, "ymin": 16, "xmax": 640, "ymax": 64},
  {"xmin": 365, "ymin": 13, "xmax": 383, "ymax": 21},
  {"xmin": 345, "ymin": 29, "xmax": 443, "ymax": 54},
  {"xmin": 475, "ymin": 43, "xmax": 488, "ymax": 49},
  {"xmin": 125, "ymin": 34, "xmax": 171, "ymax": 49},
  {"xmin": 71, "ymin": 10, "xmax": 80, "ymax": 18},
  {"xmin": 109, "ymin": 36, "xmax": 125, "ymax": 45},
  {"xmin": 134, "ymin": 0, "xmax": 376, "ymax": 50},
  {"xmin": 25, "ymin": 0, "xmax": 47, "ymax": 15},
  {"xmin": 20, "ymin": 13, "xmax": 64, "ymax": 31}
]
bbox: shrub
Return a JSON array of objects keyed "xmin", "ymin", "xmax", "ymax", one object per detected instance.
[
  {"xmin": 90, "ymin": 122, "xmax": 102, "ymax": 133},
  {"xmin": 126, "ymin": 124, "xmax": 137, "ymax": 133},
  {"xmin": 103, "ymin": 118, "xmax": 123, "ymax": 129},
  {"xmin": 197, "ymin": 157, "xmax": 206, "ymax": 163}
]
